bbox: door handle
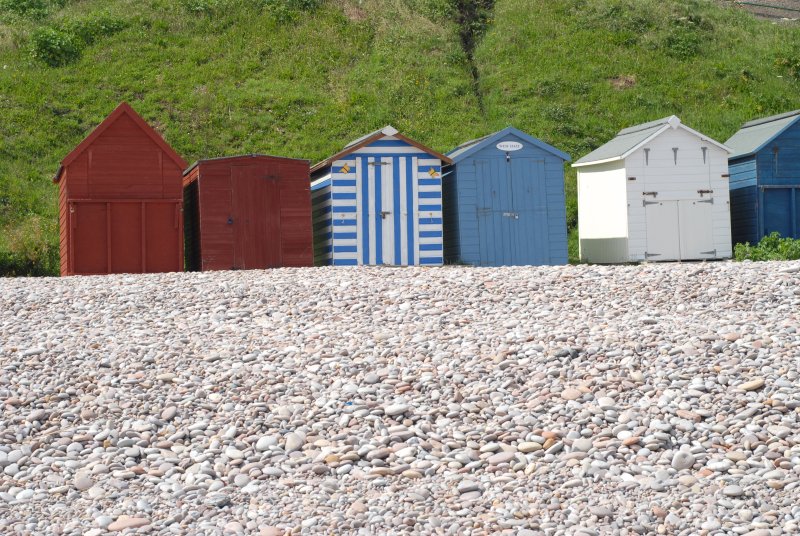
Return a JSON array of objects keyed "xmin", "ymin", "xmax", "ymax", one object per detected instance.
[{"xmin": 227, "ymin": 217, "xmax": 233, "ymax": 225}]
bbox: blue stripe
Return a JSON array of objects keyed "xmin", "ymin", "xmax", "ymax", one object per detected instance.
[
  {"xmin": 419, "ymin": 243, "xmax": 443, "ymax": 251},
  {"xmin": 375, "ymin": 159, "xmax": 383, "ymax": 264},
  {"xmin": 418, "ymin": 165, "xmax": 441, "ymax": 172},
  {"xmin": 333, "ymin": 258, "xmax": 358, "ymax": 266},
  {"xmin": 418, "ymin": 179, "xmax": 441, "ymax": 186},
  {"xmin": 393, "ymin": 156, "xmax": 401, "ymax": 264},
  {"xmin": 419, "ymin": 257, "xmax": 443, "ymax": 265},
  {"xmin": 333, "ymin": 232, "xmax": 358, "ymax": 239},
  {"xmin": 419, "ymin": 218, "xmax": 442, "ymax": 225},
  {"xmin": 332, "ymin": 192, "xmax": 357, "ymax": 200},
  {"xmin": 361, "ymin": 157, "xmax": 370, "ymax": 265},
  {"xmin": 333, "ymin": 180, "xmax": 357, "ymax": 187},
  {"xmin": 367, "ymin": 140, "xmax": 414, "ymax": 148},
  {"xmin": 333, "ymin": 218, "xmax": 357, "ymax": 226},
  {"xmin": 334, "ymin": 245, "xmax": 358, "ymax": 253},
  {"xmin": 406, "ymin": 156, "xmax": 414, "ymax": 265},
  {"xmin": 419, "ymin": 230, "xmax": 442, "ymax": 238},
  {"xmin": 419, "ymin": 191, "xmax": 441, "ymax": 199},
  {"xmin": 311, "ymin": 178, "xmax": 331, "ymax": 191},
  {"xmin": 419, "ymin": 204, "xmax": 442, "ymax": 211},
  {"xmin": 332, "ymin": 206, "xmax": 357, "ymax": 213}
]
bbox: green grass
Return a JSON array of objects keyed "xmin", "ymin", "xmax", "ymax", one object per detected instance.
[{"xmin": 0, "ymin": 0, "xmax": 798, "ymax": 273}]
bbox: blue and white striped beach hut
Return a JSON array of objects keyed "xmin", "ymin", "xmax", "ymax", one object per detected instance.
[{"xmin": 311, "ymin": 126, "xmax": 453, "ymax": 266}]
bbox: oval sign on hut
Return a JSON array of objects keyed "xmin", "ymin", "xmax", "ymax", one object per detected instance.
[{"xmin": 496, "ymin": 141, "xmax": 523, "ymax": 152}]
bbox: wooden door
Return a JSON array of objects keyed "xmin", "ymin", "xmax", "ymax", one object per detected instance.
[
  {"xmin": 232, "ymin": 166, "xmax": 282, "ymax": 270},
  {"xmin": 644, "ymin": 200, "xmax": 680, "ymax": 261},
  {"xmin": 510, "ymin": 158, "xmax": 547, "ymax": 265},
  {"xmin": 71, "ymin": 202, "xmax": 108, "ymax": 274},
  {"xmin": 109, "ymin": 202, "xmax": 142, "ymax": 273},
  {"xmin": 476, "ymin": 159, "xmax": 514, "ymax": 266},
  {"xmin": 678, "ymin": 199, "xmax": 715, "ymax": 259},
  {"xmin": 763, "ymin": 188, "xmax": 795, "ymax": 238}
]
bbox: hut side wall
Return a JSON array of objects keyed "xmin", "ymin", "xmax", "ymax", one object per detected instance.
[
  {"xmin": 577, "ymin": 160, "xmax": 629, "ymax": 263},
  {"xmin": 311, "ymin": 174, "xmax": 333, "ymax": 266},
  {"xmin": 729, "ymin": 156, "xmax": 759, "ymax": 246}
]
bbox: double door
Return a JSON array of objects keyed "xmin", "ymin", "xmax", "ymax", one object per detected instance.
[
  {"xmin": 476, "ymin": 157, "xmax": 548, "ymax": 266},
  {"xmin": 644, "ymin": 199, "xmax": 714, "ymax": 260}
]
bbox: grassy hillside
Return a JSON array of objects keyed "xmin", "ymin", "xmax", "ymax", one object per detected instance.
[{"xmin": 1, "ymin": 0, "xmax": 799, "ymax": 275}]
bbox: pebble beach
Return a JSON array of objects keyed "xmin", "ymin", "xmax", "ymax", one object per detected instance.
[{"xmin": 1, "ymin": 262, "xmax": 800, "ymax": 535}]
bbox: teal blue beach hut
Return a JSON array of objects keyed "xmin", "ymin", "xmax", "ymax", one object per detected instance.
[
  {"xmin": 442, "ymin": 127, "xmax": 570, "ymax": 266},
  {"xmin": 726, "ymin": 110, "xmax": 800, "ymax": 245}
]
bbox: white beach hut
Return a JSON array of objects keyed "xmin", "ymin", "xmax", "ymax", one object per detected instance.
[{"xmin": 573, "ymin": 116, "xmax": 732, "ymax": 263}]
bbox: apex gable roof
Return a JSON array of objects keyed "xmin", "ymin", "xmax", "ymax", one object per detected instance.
[
  {"xmin": 447, "ymin": 126, "xmax": 570, "ymax": 163},
  {"xmin": 725, "ymin": 110, "xmax": 800, "ymax": 160},
  {"xmin": 54, "ymin": 102, "xmax": 187, "ymax": 183},
  {"xmin": 311, "ymin": 126, "xmax": 452, "ymax": 173},
  {"xmin": 573, "ymin": 115, "xmax": 730, "ymax": 168}
]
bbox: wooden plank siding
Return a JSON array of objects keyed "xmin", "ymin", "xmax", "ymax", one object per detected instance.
[
  {"xmin": 445, "ymin": 128, "xmax": 570, "ymax": 266},
  {"xmin": 54, "ymin": 103, "xmax": 186, "ymax": 276},
  {"xmin": 183, "ymin": 155, "xmax": 313, "ymax": 271}
]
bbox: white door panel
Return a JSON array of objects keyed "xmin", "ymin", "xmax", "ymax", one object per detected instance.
[
  {"xmin": 645, "ymin": 201, "xmax": 680, "ymax": 261},
  {"xmin": 679, "ymin": 199, "xmax": 714, "ymax": 259}
]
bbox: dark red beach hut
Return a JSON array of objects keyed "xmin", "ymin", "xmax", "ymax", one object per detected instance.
[
  {"xmin": 54, "ymin": 102, "xmax": 187, "ymax": 276},
  {"xmin": 183, "ymin": 155, "xmax": 313, "ymax": 271}
]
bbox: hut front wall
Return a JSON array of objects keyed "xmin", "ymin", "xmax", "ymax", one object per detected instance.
[
  {"xmin": 577, "ymin": 160, "xmax": 629, "ymax": 263},
  {"xmin": 625, "ymin": 127, "xmax": 731, "ymax": 261},
  {"xmin": 445, "ymin": 144, "xmax": 568, "ymax": 266},
  {"xmin": 326, "ymin": 137, "xmax": 443, "ymax": 266}
]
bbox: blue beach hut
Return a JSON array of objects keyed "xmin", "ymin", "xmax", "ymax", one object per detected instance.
[
  {"xmin": 311, "ymin": 126, "xmax": 452, "ymax": 266},
  {"xmin": 443, "ymin": 127, "xmax": 571, "ymax": 266},
  {"xmin": 726, "ymin": 110, "xmax": 800, "ymax": 244}
]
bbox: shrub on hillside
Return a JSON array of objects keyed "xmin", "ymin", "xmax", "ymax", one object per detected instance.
[
  {"xmin": 263, "ymin": 0, "xmax": 322, "ymax": 23},
  {"xmin": 30, "ymin": 13, "xmax": 127, "ymax": 67},
  {"xmin": 30, "ymin": 26, "xmax": 80, "ymax": 66},
  {"xmin": 733, "ymin": 232, "xmax": 800, "ymax": 262},
  {"xmin": 0, "ymin": 0, "xmax": 63, "ymax": 20}
]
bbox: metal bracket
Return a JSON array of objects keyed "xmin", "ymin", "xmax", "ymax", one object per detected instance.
[
  {"xmin": 380, "ymin": 211, "xmax": 391, "ymax": 219},
  {"xmin": 502, "ymin": 212, "xmax": 519, "ymax": 219},
  {"xmin": 643, "ymin": 200, "xmax": 659, "ymax": 206},
  {"xmin": 701, "ymin": 249, "xmax": 716, "ymax": 255},
  {"xmin": 369, "ymin": 161, "xmax": 389, "ymax": 166},
  {"xmin": 645, "ymin": 252, "xmax": 661, "ymax": 258},
  {"xmin": 643, "ymin": 191, "xmax": 658, "ymax": 197},
  {"xmin": 697, "ymin": 189, "xmax": 713, "ymax": 196},
  {"xmin": 698, "ymin": 198, "xmax": 714, "ymax": 204}
]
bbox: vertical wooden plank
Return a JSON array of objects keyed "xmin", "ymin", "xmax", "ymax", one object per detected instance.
[
  {"xmin": 106, "ymin": 202, "xmax": 112, "ymax": 273},
  {"xmin": 141, "ymin": 202, "xmax": 146, "ymax": 272}
]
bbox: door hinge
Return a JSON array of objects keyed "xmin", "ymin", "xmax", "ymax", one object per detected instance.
[
  {"xmin": 698, "ymin": 199, "xmax": 713, "ymax": 204},
  {"xmin": 643, "ymin": 191, "xmax": 658, "ymax": 197},
  {"xmin": 701, "ymin": 249, "xmax": 716, "ymax": 255},
  {"xmin": 369, "ymin": 161, "xmax": 389, "ymax": 166},
  {"xmin": 643, "ymin": 200, "xmax": 660, "ymax": 206},
  {"xmin": 502, "ymin": 212, "xmax": 519, "ymax": 219},
  {"xmin": 697, "ymin": 189, "xmax": 713, "ymax": 196},
  {"xmin": 645, "ymin": 252, "xmax": 661, "ymax": 258}
]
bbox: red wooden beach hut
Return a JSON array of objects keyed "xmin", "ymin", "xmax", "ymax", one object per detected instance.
[
  {"xmin": 183, "ymin": 155, "xmax": 313, "ymax": 271},
  {"xmin": 54, "ymin": 102, "xmax": 187, "ymax": 276}
]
